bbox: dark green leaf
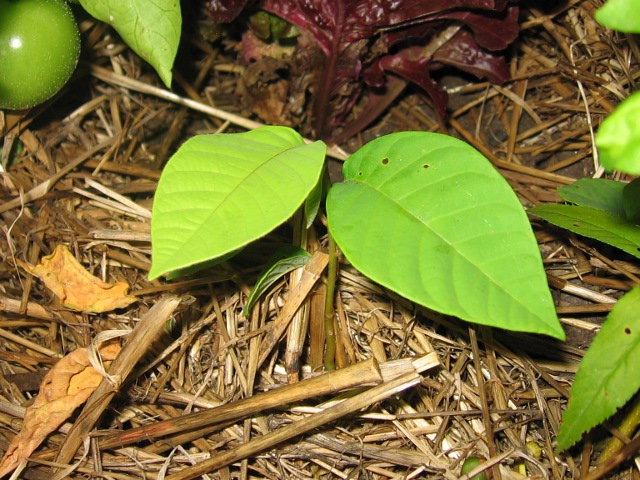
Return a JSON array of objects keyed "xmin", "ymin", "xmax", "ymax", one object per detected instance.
[
  {"xmin": 623, "ymin": 178, "xmax": 640, "ymax": 224},
  {"xmin": 243, "ymin": 246, "xmax": 311, "ymax": 316},
  {"xmin": 530, "ymin": 204, "xmax": 640, "ymax": 259},
  {"xmin": 558, "ymin": 178, "xmax": 625, "ymax": 217}
]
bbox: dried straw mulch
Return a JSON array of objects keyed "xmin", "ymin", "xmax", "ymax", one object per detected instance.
[{"xmin": 1, "ymin": 1, "xmax": 639, "ymax": 479}]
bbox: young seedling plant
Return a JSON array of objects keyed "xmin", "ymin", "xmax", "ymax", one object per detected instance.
[
  {"xmin": 149, "ymin": 126, "xmax": 565, "ymax": 374},
  {"xmin": 12, "ymin": 0, "xmax": 636, "ymax": 467}
]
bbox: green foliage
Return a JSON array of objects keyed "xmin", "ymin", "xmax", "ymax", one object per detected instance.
[
  {"xmin": 556, "ymin": 178, "xmax": 625, "ymax": 217},
  {"xmin": 623, "ymin": 178, "xmax": 640, "ymax": 223},
  {"xmin": 531, "ymin": 178, "xmax": 640, "ymax": 259},
  {"xmin": 595, "ymin": 0, "xmax": 640, "ymax": 33},
  {"xmin": 79, "ymin": 0, "xmax": 181, "ymax": 88},
  {"xmin": 243, "ymin": 246, "xmax": 311, "ymax": 316},
  {"xmin": 327, "ymin": 132, "xmax": 563, "ymax": 339},
  {"xmin": 541, "ymin": 0, "xmax": 640, "ymax": 456},
  {"xmin": 530, "ymin": 204, "xmax": 640, "ymax": 259},
  {"xmin": 596, "ymin": 91, "xmax": 640, "ymax": 175},
  {"xmin": 151, "ymin": 127, "xmax": 563, "ymax": 339},
  {"xmin": 556, "ymin": 287, "xmax": 640, "ymax": 451},
  {"xmin": 149, "ymin": 127, "xmax": 326, "ymax": 279},
  {"xmin": 537, "ymin": 92, "xmax": 640, "ymax": 456}
]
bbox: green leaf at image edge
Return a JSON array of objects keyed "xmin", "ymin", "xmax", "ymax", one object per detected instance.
[
  {"xmin": 596, "ymin": 90, "xmax": 640, "ymax": 175},
  {"xmin": 79, "ymin": 0, "xmax": 181, "ymax": 88},
  {"xmin": 556, "ymin": 287, "xmax": 640, "ymax": 451},
  {"xmin": 530, "ymin": 204, "xmax": 640, "ymax": 259},
  {"xmin": 327, "ymin": 132, "xmax": 564, "ymax": 340},
  {"xmin": 595, "ymin": 0, "xmax": 640, "ymax": 33}
]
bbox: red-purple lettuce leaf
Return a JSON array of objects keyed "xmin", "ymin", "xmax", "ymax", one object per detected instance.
[
  {"xmin": 206, "ymin": 0, "xmax": 255, "ymax": 24},
  {"xmin": 356, "ymin": 28, "xmax": 511, "ymax": 125},
  {"xmin": 206, "ymin": 0, "xmax": 519, "ymax": 140}
]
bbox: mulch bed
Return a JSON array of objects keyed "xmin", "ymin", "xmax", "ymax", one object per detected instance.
[{"xmin": 1, "ymin": 0, "xmax": 639, "ymax": 478}]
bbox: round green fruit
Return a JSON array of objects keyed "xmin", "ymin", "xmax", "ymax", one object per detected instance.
[
  {"xmin": 0, "ymin": 0, "xmax": 81, "ymax": 110},
  {"xmin": 461, "ymin": 456, "xmax": 489, "ymax": 480}
]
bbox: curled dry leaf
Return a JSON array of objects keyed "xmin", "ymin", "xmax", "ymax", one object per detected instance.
[
  {"xmin": 18, "ymin": 244, "xmax": 137, "ymax": 313},
  {"xmin": 0, "ymin": 342, "xmax": 121, "ymax": 478}
]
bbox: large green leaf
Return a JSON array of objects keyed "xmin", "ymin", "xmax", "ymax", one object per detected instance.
[
  {"xmin": 80, "ymin": 0, "xmax": 181, "ymax": 88},
  {"xmin": 557, "ymin": 287, "xmax": 640, "ymax": 451},
  {"xmin": 150, "ymin": 127, "xmax": 326, "ymax": 279},
  {"xmin": 327, "ymin": 132, "xmax": 563, "ymax": 339},
  {"xmin": 596, "ymin": 90, "xmax": 640, "ymax": 175},
  {"xmin": 557, "ymin": 178, "xmax": 625, "ymax": 217},
  {"xmin": 530, "ymin": 204, "xmax": 640, "ymax": 259}
]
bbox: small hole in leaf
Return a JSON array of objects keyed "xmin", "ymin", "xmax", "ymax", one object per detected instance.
[
  {"xmin": 423, "ymin": 164, "xmax": 430, "ymax": 169},
  {"xmin": 358, "ymin": 171, "xmax": 363, "ymax": 176},
  {"xmin": 573, "ymin": 223, "xmax": 581, "ymax": 227},
  {"xmin": 625, "ymin": 327, "xmax": 631, "ymax": 335},
  {"xmin": 381, "ymin": 157, "xmax": 389, "ymax": 165}
]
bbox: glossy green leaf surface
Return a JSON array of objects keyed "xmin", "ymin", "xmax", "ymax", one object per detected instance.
[
  {"xmin": 596, "ymin": 90, "xmax": 640, "ymax": 175},
  {"xmin": 557, "ymin": 287, "xmax": 640, "ymax": 451},
  {"xmin": 595, "ymin": 0, "xmax": 640, "ymax": 33},
  {"xmin": 80, "ymin": 0, "xmax": 181, "ymax": 87},
  {"xmin": 243, "ymin": 246, "xmax": 311, "ymax": 316},
  {"xmin": 327, "ymin": 132, "xmax": 563, "ymax": 339},
  {"xmin": 530, "ymin": 204, "xmax": 640, "ymax": 259},
  {"xmin": 558, "ymin": 178, "xmax": 625, "ymax": 217},
  {"xmin": 150, "ymin": 127, "xmax": 326, "ymax": 279}
]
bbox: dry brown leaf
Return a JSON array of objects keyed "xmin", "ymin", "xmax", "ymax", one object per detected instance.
[
  {"xmin": 18, "ymin": 245, "xmax": 137, "ymax": 313},
  {"xmin": 0, "ymin": 343, "xmax": 121, "ymax": 478}
]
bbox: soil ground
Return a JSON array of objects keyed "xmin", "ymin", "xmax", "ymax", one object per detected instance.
[{"xmin": 1, "ymin": 1, "xmax": 639, "ymax": 479}]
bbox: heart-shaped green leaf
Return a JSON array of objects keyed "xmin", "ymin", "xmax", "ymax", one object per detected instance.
[
  {"xmin": 150, "ymin": 127, "xmax": 326, "ymax": 279},
  {"xmin": 80, "ymin": 0, "xmax": 181, "ymax": 88},
  {"xmin": 327, "ymin": 132, "xmax": 563, "ymax": 339}
]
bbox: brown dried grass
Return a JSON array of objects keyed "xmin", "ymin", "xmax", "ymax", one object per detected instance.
[{"xmin": 1, "ymin": 1, "xmax": 639, "ymax": 479}]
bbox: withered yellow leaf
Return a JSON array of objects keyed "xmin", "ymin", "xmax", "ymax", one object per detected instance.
[
  {"xmin": 19, "ymin": 245, "xmax": 137, "ymax": 313},
  {"xmin": 0, "ymin": 343, "xmax": 121, "ymax": 478}
]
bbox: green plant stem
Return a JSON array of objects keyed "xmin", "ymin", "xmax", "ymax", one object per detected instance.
[
  {"xmin": 323, "ymin": 233, "xmax": 338, "ymax": 370},
  {"xmin": 598, "ymin": 392, "xmax": 640, "ymax": 464}
]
